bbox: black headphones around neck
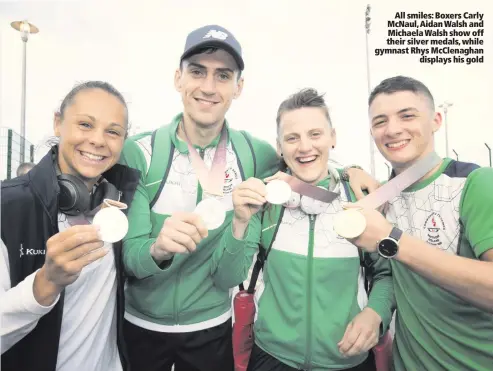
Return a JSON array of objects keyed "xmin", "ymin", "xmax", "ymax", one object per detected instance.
[{"xmin": 53, "ymin": 149, "xmax": 120, "ymax": 216}]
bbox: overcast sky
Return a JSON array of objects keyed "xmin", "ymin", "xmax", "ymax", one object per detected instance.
[{"xmin": 1, "ymin": 0, "xmax": 492, "ymax": 180}]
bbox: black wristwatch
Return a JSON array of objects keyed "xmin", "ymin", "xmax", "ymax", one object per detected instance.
[
  {"xmin": 340, "ymin": 165, "xmax": 363, "ymax": 182},
  {"xmin": 377, "ymin": 227, "xmax": 403, "ymax": 259}
]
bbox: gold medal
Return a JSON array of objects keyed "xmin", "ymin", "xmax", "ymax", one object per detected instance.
[{"xmin": 333, "ymin": 208, "xmax": 367, "ymax": 239}]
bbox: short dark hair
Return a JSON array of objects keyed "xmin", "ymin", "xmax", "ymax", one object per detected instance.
[
  {"xmin": 276, "ymin": 88, "xmax": 332, "ymax": 134},
  {"xmin": 58, "ymin": 81, "xmax": 128, "ymax": 127},
  {"xmin": 16, "ymin": 162, "xmax": 36, "ymax": 177},
  {"xmin": 369, "ymin": 76, "xmax": 435, "ymax": 110},
  {"xmin": 180, "ymin": 47, "xmax": 242, "ymax": 80}
]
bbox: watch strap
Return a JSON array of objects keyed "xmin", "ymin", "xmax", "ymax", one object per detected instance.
[{"xmin": 389, "ymin": 226, "xmax": 403, "ymax": 242}]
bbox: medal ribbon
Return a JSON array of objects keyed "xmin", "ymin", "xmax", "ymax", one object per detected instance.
[
  {"xmin": 283, "ymin": 175, "xmax": 339, "ymax": 203},
  {"xmin": 182, "ymin": 121, "xmax": 228, "ymax": 197},
  {"xmin": 353, "ymin": 151, "xmax": 442, "ymax": 209},
  {"xmin": 279, "ymin": 152, "xmax": 441, "ymax": 207},
  {"xmin": 67, "ymin": 199, "xmax": 128, "ymax": 226}
]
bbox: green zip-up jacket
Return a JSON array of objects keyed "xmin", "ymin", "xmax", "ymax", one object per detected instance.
[
  {"xmin": 215, "ymin": 172, "xmax": 395, "ymax": 370},
  {"xmin": 120, "ymin": 114, "xmax": 278, "ymax": 329}
]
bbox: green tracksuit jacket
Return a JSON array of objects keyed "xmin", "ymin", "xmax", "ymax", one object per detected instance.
[
  {"xmin": 120, "ymin": 113, "xmax": 278, "ymax": 330},
  {"xmin": 216, "ymin": 172, "xmax": 395, "ymax": 370}
]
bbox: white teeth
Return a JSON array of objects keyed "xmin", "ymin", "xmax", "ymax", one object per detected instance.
[
  {"xmin": 298, "ymin": 156, "xmax": 316, "ymax": 163},
  {"xmin": 81, "ymin": 152, "xmax": 104, "ymax": 161},
  {"xmin": 387, "ymin": 140, "xmax": 409, "ymax": 148},
  {"xmin": 197, "ymin": 99, "xmax": 214, "ymax": 105}
]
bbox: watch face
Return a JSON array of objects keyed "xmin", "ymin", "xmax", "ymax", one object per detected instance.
[{"xmin": 379, "ymin": 238, "xmax": 398, "ymax": 257}]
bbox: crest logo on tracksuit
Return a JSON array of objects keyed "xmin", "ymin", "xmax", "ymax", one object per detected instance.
[
  {"xmin": 424, "ymin": 212, "xmax": 445, "ymax": 248},
  {"xmin": 223, "ymin": 167, "xmax": 239, "ymax": 194}
]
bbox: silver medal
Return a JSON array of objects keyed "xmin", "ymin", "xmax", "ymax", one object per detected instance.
[
  {"xmin": 92, "ymin": 206, "xmax": 129, "ymax": 243},
  {"xmin": 194, "ymin": 198, "xmax": 226, "ymax": 230},
  {"xmin": 265, "ymin": 180, "xmax": 292, "ymax": 205}
]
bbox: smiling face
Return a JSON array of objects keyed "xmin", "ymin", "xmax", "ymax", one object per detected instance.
[
  {"xmin": 174, "ymin": 49, "xmax": 243, "ymax": 128},
  {"xmin": 54, "ymin": 88, "xmax": 128, "ymax": 189},
  {"xmin": 277, "ymin": 107, "xmax": 336, "ymax": 185},
  {"xmin": 369, "ymin": 90, "xmax": 442, "ymax": 172}
]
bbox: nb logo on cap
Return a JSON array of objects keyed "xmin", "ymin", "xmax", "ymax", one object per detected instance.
[{"xmin": 203, "ymin": 30, "xmax": 228, "ymax": 40}]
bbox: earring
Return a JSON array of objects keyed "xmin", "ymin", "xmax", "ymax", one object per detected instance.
[{"xmin": 332, "ymin": 146, "xmax": 335, "ymax": 149}]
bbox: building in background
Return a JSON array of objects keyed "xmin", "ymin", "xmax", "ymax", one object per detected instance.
[{"xmin": 0, "ymin": 127, "xmax": 35, "ymax": 180}]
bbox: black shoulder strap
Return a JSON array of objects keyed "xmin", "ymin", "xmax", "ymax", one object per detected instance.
[
  {"xmin": 240, "ymin": 207, "xmax": 285, "ymax": 293},
  {"xmin": 146, "ymin": 128, "xmax": 175, "ymax": 208},
  {"xmin": 239, "ymin": 130, "xmax": 257, "ymax": 177}
]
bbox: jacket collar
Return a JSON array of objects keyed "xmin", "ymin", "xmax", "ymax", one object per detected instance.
[
  {"xmin": 29, "ymin": 146, "xmax": 141, "ymax": 220},
  {"xmin": 170, "ymin": 112, "xmax": 231, "ymax": 154}
]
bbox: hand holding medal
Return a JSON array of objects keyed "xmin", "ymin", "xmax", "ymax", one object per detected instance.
[
  {"xmin": 152, "ymin": 212, "xmax": 209, "ymax": 260},
  {"xmin": 231, "ymin": 177, "xmax": 268, "ymax": 224},
  {"xmin": 230, "ymin": 170, "xmax": 337, "ymax": 238},
  {"xmin": 183, "ymin": 121, "xmax": 229, "ymax": 231},
  {"xmin": 39, "ymin": 224, "xmax": 107, "ymax": 297},
  {"xmin": 260, "ymin": 152, "xmax": 441, "ymax": 245},
  {"xmin": 335, "ymin": 206, "xmax": 393, "ymax": 252},
  {"xmin": 332, "ymin": 152, "xmax": 442, "ymax": 240},
  {"xmin": 149, "ymin": 122, "xmax": 226, "ymax": 261},
  {"xmin": 263, "ymin": 170, "xmax": 340, "ymax": 213}
]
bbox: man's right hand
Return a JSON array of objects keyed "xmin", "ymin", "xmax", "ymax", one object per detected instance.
[
  {"xmin": 151, "ymin": 212, "xmax": 209, "ymax": 261},
  {"xmin": 34, "ymin": 224, "xmax": 106, "ymax": 306},
  {"xmin": 232, "ymin": 177, "xmax": 267, "ymax": 225}
]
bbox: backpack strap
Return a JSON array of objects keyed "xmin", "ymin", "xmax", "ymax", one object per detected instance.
[
  {"xmin": 144, "ymin": 126, "xmax": 175, "ymax": 208},
  {"xmin": 145, "ymin": 126, "xmax": 256, "ymax": 208},
  {"xmin": 231, "ymin": 128, "xmax": 269, "ymax": 293},
  {"xmin": 242, "ymin": 205, "xmax": 285, "ymax": 294},
  {"xmin": 229, "ymin": 129, "xmax": 256, "ymax": 179}
]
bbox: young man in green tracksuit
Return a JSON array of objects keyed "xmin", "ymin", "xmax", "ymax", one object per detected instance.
[
  {"xmin": 347, "ymin": 76, "xmax": 493, "ymax": 371},
  {"xmin": 119, "ymin": 25, "xmax": 279, "ymax": 371},
  {"xmin": 215, "ymin": 89, "xmax": 395, "ymax": 371}
]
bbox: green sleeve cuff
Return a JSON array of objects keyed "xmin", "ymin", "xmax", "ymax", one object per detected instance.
[
  {"xmin": 475, "ymin": 237, "xmax": 493, "ymax": 258},
  {"xmin": 367, "ymin": 283, "xmax": 395, "ymax": 335},
  {"xmin": 224, "ymin": 223, "xmax": 251, "ymax": 254},
  {"xmin": 137, "ymin": 239, "xmax": 173, "ymax": 274}
]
